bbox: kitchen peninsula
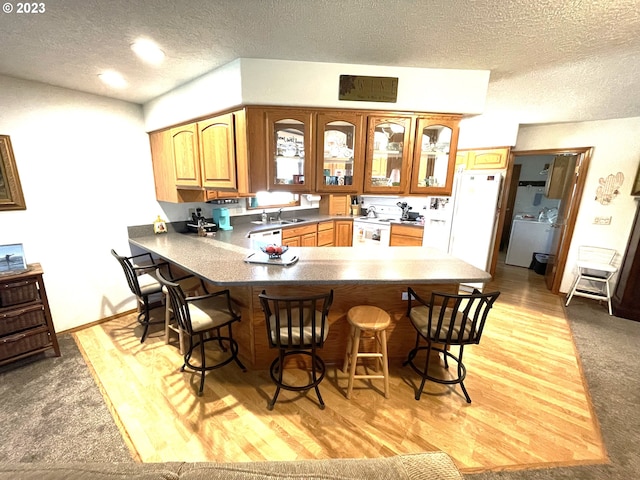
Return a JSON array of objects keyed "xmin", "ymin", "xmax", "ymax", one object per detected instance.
[{"xmin": 129, "ymin": 226, "xmax": 491, "ymax": 368}]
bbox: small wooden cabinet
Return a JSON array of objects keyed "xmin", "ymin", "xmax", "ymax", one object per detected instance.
[
  {"xmin": 0, "ymin": 264, "xmax": 60, "ymax": 366},
  {"xmin": 317, "ymin": 221, "xmax": 335, "ymax": 246},
  {"xmin": 334, "ymin": 220, "xmax": 353, "ymax": 246},
  {"xmin": 457, "ymin": 147, "xmax": 510, "ymax": 170},
  {"xmin": 149, "ymin": 109, "xmax": 251, "ymax": 203},
  {"xmin": 390, "ymin": 223, "xmax": 424, "ymax": 246},
  {"xmin": 282, "ymin": 224, "xmax": 318, "ymax": 247},
  {"xmin": 319, "ymin": 194, "xmax": 352, "ymax": 216}
]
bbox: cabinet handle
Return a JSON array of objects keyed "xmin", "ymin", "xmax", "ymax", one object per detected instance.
[
  {"xmin": 1, "ymin": 309, "xmax": 28, "ymax": 319},
  {"xmin": 2, "ymin": 333, "xmax": 26, "ymax": 343},
  {"xmin": 1, "ymin": 280, "xmax": 33, "ymax": 289}
]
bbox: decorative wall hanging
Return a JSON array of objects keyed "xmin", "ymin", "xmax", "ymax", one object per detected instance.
[
  {"xmin": 595, "ymin": 171, "xmax": 624, "ymax": 205},
  {"xmin": 0, "ymin": 135, "xmax": 26, "ymax": 211},
  {"xmin": 339, "ymin": 75, "xmax": 398, "ymax": 102}
]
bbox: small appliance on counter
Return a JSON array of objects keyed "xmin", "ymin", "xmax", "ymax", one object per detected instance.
[
  {"xmin": 213, "ymin": 208, "xmax": 232, "ymax": 230},
  {"xmin": 397, "ymin": 202, "xmax": 417, "ymax": 221},
  {"xmin": 187, "ymin": 208, "xmax": 218, "ymax": 234}
]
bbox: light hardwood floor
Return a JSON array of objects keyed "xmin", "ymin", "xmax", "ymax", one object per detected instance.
[{"xmin": 73, "ymin": 259, "xmax": 608, "ymax": 474}]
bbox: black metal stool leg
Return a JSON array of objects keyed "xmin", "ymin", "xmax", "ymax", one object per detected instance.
[
  {"xmin": 140, "ymin": 298, "xmax": 151, "ymax": 343},
  {"xmin": 198, "ymin": 333, "xmax": 206, "ymax": 396}
]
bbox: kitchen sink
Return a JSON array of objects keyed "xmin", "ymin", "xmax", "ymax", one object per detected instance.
[{"xmin": 280, "ymin": 218, "xmax": 306, "ymax": 224}]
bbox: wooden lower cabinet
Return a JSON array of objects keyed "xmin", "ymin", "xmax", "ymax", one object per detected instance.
[
  {"xmin": 335, "ymin": 220, "xmax": 353, "ymax": 246},
  {"xmin": 0, "ymin": 264, "xmax": 60, "ymax": 366},
  {"xmin": 281, "ymin": 219, "xmax": 352, "ymax": 248},
  {"xmin": 317, "ymin": 221, "xmax": 334, "ymax": 246},
  {"xmin": 282, "ymin": 224, "xmax": 318, "ymax": 247},
  {"xmin": 390, "ymin": 223, "xmax": 424, "ymax": 246}
]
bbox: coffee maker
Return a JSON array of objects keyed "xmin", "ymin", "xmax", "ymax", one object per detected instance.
[{"xmin": 213, "ymin": 208, "xmax": 233, "ymax": 230}]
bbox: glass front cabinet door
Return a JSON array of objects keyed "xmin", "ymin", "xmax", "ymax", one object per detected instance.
[
  {"xmin": 315, "ymin": 111, "xmax": 365, "ymax": 193},
  {"xmin": 265, "ymin": 109, "xmax": 313, "ymax": 192},
  {"xmin": 364, "ymin": 116, "xmax": 413, "ymax": 194},
  {"xmin": 409, "ymin": 116, "xmax": 460, "ymax": 195}
]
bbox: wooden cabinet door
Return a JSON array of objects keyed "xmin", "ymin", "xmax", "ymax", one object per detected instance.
[
  {"xmin": 466, "ymin": 147, "xmax": 509, "ymax": 170},
  {"xmin": 334, "ymin": 220, "xmax": 353, "ymax": 246},
  {"xmin": 198, "ymin": 114, "xmax": 237, "ymax": 190},
  {"xmin": 456, "ymin": 151, "xmax": 469, "ymax": 169},
  {"xmin": 149, "ymin": 129, "xmax": 180, "ymax": 202},
  {"xmin": 301, "ymin": 232, "xmax": 317, "ymax": 246},
  {"xmin": 315, "ymin": 111, "xmax": 365, "ymax": 193},
  {"xmin": 171, "ymin": 123, "xmax": 201, "ymax": 188},
  {"xmin": 364, "ymin": 116, "xmax": 413, "ymax": 194},
  {"xmin": 409, "ymin": 115, "xmax": 460, "ymax": 196},
  {"xmin": 390, "ymin": 224, "xmax": 423, "ymax": 246},
  {"xmin": 265, "ymin": 108, "xmax": 314, "ymax": 192},
  {"xmin": 282, "ymin": 236, "xmax": 301, "ymax": 247},
  {"xmin": 319, "ymin": 195, "xmax": 351, "ymax": 216},
  {"xmin": 317, "ymin": 221, "xmax": 334, "ymax": 246}
]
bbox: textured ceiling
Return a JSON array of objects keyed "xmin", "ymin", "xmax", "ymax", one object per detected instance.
[{"xmin": 1, "ymin": 0, "xmax": 640, "ymax": 121}]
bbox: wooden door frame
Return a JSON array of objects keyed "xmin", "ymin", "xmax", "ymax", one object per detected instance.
[{"xmin": 489, "ymin": 147, "xmax": 592, "ymax": 294}]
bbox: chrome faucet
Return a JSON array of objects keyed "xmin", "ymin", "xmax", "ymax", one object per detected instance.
[{"xmin": 276, "ymin": 208, "xmax": 283, "ymax": 221}]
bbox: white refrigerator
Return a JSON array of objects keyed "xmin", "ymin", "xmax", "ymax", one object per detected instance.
[{"xmin": 448, "ymin": 171, "xmax": 503, "ymax": 289}]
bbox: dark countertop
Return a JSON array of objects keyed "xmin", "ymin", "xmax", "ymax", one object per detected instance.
[{"xmin": 128, "ymin": 214, "xmax": 490, "ymax": 287}]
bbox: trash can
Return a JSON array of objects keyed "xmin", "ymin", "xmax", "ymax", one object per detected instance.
[{"xmin": 529, "ymin": 253, "xmax": 549, "ymax": 275}]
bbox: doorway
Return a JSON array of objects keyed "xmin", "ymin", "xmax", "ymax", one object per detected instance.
[{"xmin": 490, "ymin": 147, "xmax": 592, "ymax": 294}]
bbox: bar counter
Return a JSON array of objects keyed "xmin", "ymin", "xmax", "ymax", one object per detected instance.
[{"xmin": 129, "ymin": 230, "xmax": 491, "ymax": 368}]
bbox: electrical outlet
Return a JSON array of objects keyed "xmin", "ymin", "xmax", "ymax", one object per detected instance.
[
  {"xmin": 594, "ymin": 216, "xmax": 612, "ymax": 225},
  {"xmin": 188, "ymin": 208, "xmax": 196, "ymax": 220},
  {"xmin": 401, "ymin": 292, "xmax": 416, "ymax": 301}
]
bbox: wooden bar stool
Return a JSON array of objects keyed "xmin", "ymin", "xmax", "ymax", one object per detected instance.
[{"xmin": 342, "ymin": 305, "xmax": 391, "ymax": 399}]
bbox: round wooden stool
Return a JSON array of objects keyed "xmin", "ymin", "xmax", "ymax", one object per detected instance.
[{"xmin": 342, "ymin": 305, "xmax": 391, "ymax": 399}]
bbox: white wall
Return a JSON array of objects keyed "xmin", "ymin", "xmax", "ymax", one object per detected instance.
[
  {"xmin": 516, "ymin": 118, "xmax": 640, "ymax": 292},
  {"xmin": 144, "ymin": 58, "xmax": 490, "ymax": 131},
  {"xmin": 143, "ymin": 59, "xmax": 243, "ymax": 132},
  {"xmin": 0, "ymin": 75, "xmax": 169, "ymax": 332}
]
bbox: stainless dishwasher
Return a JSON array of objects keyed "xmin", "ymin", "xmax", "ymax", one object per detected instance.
[{"xmin": 248, "ymin": 229, "xmax": 283, "ymax": 249}]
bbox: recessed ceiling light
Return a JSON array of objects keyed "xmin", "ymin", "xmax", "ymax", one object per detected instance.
[
  {"xmin": 130, "ymin": 39, "xmax": 165, "ymax": 65},
  {"xmin": 98, "ymin": 70, "xmax": 127, "ymax": 88}
]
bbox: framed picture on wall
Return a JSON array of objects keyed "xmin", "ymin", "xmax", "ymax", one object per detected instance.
[
  {"xmin": 0, "ymin": 135, "xmax": 27, "ymax": 211},
  {"xmin": 632, "ymin": 162, "xmax": 640, "ymax": 196}
]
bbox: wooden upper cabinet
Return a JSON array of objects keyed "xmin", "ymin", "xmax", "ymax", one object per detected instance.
[
  {"xmin": 409, "ymin": 116, "xmax": 460, "ymax": 196},
  {"xmin": 364, "ymin": 116, "xmax": 413, "ymax": 194},
  {"xmin": 265, "ymin": 108, "xmax": 314, "ymax": 192},
  {"xmin": 198, "ymin": 114, "xmax": 237, "ymax": 190},
  {"xmin": 463, "ymin": 147, "xmax": 510, "ymax": 170},
  {"xmin": 315, "ymin": 111, "xmax": 365, "ymax": 193},
  {"xmin": 171, "ymin": 123, "xmax": 200, "ymax": 188}
]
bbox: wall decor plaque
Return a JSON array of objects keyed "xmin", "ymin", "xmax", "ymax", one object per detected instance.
[
  {"xmin": 339, "ymin": 75, "xmax": 398, "ymax": 102},
  {"xmin": 0, "ymin": 135, "xmax": 26, "ymax": 211}
]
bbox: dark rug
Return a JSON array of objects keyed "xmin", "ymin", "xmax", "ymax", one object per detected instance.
[
  {"xmin": 0, "ymin": 334, "xmax": 133, "ymax": 463},
  {"xmin": 465, "ymin": 298, "xmax": 640, "ymax": 479}
]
